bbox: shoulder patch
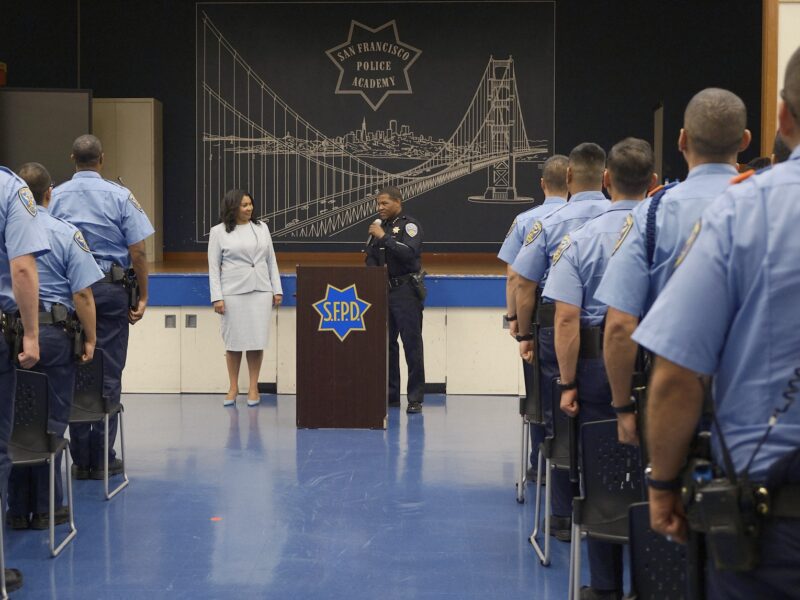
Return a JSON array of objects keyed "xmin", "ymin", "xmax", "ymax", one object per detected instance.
[
  {"xmin": 730, "ymin": 170, "xmax": 754, "ymax": 185},
  {"xmin": 524, "ymin": 221, "xmax": 543, "ymax": 246},
  {"xmin": 405, "ymin": 222, "xmax": 418, "ymax": 238},
  {"xmin": 551, "ymin": 235, "xmax": 571, "ymax": 266},
  {"xmin": 505, "ymin": 219, "xmax": 517, "ymax": 239},
  {"xmin": 73, "ymin": 230, "xmax": 91, "ymax": 253},
  {"xmin": 18, "ymin": 187, "xmax": 37, "ymax": 217},
  {"xmin": 612, "ymin": 214, "xmax": 635, "ymax": 255},
  {"xmin": 128, "ymin": 193, "xmax": 144, "ymax": 213},
  {"xmin": 674, "ymin": 220, "xmax": 701, "ymax": 268}
]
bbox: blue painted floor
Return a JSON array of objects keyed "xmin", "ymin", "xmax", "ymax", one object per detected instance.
[{"xmin": 7, "ymin": 394, "xmax": 591, "ymax": 599}]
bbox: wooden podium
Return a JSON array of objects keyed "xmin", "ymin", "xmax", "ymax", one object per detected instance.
[{"xmin": 296, "ymin": 265, "xmax": 388, "ymax": 429}]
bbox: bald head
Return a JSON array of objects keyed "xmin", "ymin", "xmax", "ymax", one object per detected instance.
[
  {"xmin": 568, "ymin": 143, "xmax": 606, "ymax": 190},
  {"xmin": 71, "ymin": 134, "xmax": 103, "ymax": 168},
  {"xmin": 17, "ymin": 162, "xmax": 52, "ymax": 205},
  {"xmin": 683, "ymin": 88, "xmax": 747, "ymax": 161},
  {"xmin": 541, "ymin": 154, "xmax": 568, "ymax": 196}
]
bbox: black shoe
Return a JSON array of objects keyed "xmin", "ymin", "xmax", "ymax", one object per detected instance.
[
  {"xmin": 579, "ymin": 586, "xmax": 622, "ymax": 600},
  {"xmin": 526, "ymin": 466, "xmax": 538, "ymax": 481},
  {"xmin": 90, "ymin": 458, "xmax": 124, "ymax": 480},
  {"xmin": 4, "ymin": 568, "xmax": 23, "ymax": 593},
  {"xmin": 30, "ymin": 506, "xmax": 70, "ymax": 530},
  {"xmin": 5, "ymin": 515, "xmax": 29, "ymax": 530},
  {"xmin": 71, "ymin": 464, "xmax": 90, "ymax": 480},
  {"xmin": 388, "ymin": 400, "xmax": 401, "ymax": 408},
  {"xmin": 406, "ymin": 401, "xmax": 422, "ymax": 414},
  {"xmin": 549, "ymin": 515, "xmax": 572, "ymax": 542}
]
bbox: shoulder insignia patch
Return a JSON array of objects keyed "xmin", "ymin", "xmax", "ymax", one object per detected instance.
[
  {"xmin": 524, "ymin": 221, "xmax": 543, "ymax": 246},
  {"xmin": 551, "ymin": 235, "xmax": 571, "ymax": 266},
  {"xmin": 613, "ymin": 214, "xmax": 635, "ymax": 255},
  {"xmin": 505, "ymin": 219, "xmax": 517, "ymax": 239},
  {"xmin": 405, "ymin": 223, "xmax": 418, "ymax": 238},
  {"xmin": 128, "ymin": 193, "xmax": 144, "ymax": 213},
  {"xmin": 674, "ymin": 220, "xmax": 702, "ymax": 268},
  {"xmin": 18, "ymin": 187, "xmax": 37, "ymax": 217},
  {"xmin": 730, "ymin": 170, "xmax": 754, "ymax": 185},
  {"xmin": 73, "ymin": 230, "xmax": 91, "ymax": 253}
]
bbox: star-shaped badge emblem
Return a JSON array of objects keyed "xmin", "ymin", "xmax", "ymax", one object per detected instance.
[
  {"xmin": 392, "ymin": 226, "xmax": 400, "ymax": 234},
  {"xmin": 326, "ymin": 20, "xmax": 422, "ymax": 111},
  {"xmin": 312, "ymin": 284, "xmax": 372, "ymax": 342}
]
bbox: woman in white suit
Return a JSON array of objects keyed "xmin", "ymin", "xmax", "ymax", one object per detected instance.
[{"xmin": 208, "ymin": 190, "xmax": 283, "ymax": 406}]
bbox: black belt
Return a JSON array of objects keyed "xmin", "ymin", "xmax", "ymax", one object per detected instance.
[
  {"xmin": 100, "ymin": 272, "xmax": 125, "ymax": 284},
  {"xmin": 579, "ymin": 326, "xmax": 604, "ymax": 359},
  {"xmin": 389, "ymin": 274, "xmax": 414, "ymax": 289},
  {"xmin": 770, "ymin": 484, "xmax": 800, "ymax": 519},
  {"xmin": 536, "ymin": 302, "xmax": 555, "ymax": 328},
  {"xmin": 39, "ymin": 310, "xmax": 72, "ymax": 326}
]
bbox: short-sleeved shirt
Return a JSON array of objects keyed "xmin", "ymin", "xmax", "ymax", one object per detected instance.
[
  {"xmin": 543, "ymin": 200, "xmax": 640, "ymax": 327},
  {"xmin": 0, "ymin": 167, "xmax": 51, "ymax": 313},
  {"xmin": 497, "ymin": 197, "xmax": 567, "ymax": 265},
  {"xmin": 595, "ymin": 164, "xmax": 738, "ymax": 317},
  {"xmin": 36, "ymin": 206, "xmax": 105, "ymax": 312},
  {"xmin": 50, "ymin": 171, "xmax": 155, "ymax": 272},
  {"xmin": 633, "ymin": 147, "xmax": 800, "ymax": 480},
  {"xmin": 511, "ymin": 191, "xmax": 610, "ymax": 287}
]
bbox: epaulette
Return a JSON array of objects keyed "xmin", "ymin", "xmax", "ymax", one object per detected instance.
[
  {"xmin": 730, "ymin": 170, "xmax": 754, "ymax": 184},
  {"xmin": 103, "ymin": 178, "xmax": 125, "ymax": 189}
]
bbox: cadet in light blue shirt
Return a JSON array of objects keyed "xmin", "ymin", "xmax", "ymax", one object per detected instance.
[
  {"xmin": 595, "ymin": 88, "xmax": 751, "ymax": 447},
  {"xmin": 543, "ymin": 138, "xmax": 655, "ymax": 598},
  {"xmin": 51, "ymin": 135, "xmax": 154, "ymax": 477},
  {"xmin": 635, "ymin": 48, "xmax": 800, "ymax": 599},
  {"xmin": 0, "ymin": 166, "xmax": 50, "ymax": 593},
  {"xmin": 8, "ymin": 163, "xmax": 102, "ymax": 532}
]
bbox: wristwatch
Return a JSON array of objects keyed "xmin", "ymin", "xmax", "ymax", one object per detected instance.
[
  {"xmin": 644, "ymin": 465, "xmax": 682, "ymax": 491},
  {"xmin": 613, "ymin": 403, "xmax": 637, "ymax": 414},
  {"xmin": 515, "ymin": 333, "xmax": 534, "ymax": 342},
  {"xmin": 557, "ymin": 379, "xmax": 577, "ymax": 391},
  {"xmin": 504, "ymin": 314, "xmax": 518, "ymax": 323}
]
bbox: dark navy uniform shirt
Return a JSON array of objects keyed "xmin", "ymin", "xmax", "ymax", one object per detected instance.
[{"xmin": 364, "ymin": 213, "xmax": 423, "ymax": 278}]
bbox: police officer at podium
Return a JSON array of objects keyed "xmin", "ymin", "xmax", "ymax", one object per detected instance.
[
  {"xmin": 0, "ymin": 164, "xmax": 51, "ymax": 593},
  {"xmin": 7, "ymin": 163, "xmax": 103, "ymax": 530},
  {"xmin": 50, "ymin": 135, "xmax": 154, "ymax": 479},
  {"xmin": 365, "ymin": 186, "xmax": 425, "ymax": 414}
]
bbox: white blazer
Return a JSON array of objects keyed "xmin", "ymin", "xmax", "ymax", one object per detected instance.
[{"xmin": 207, "ymin": 221, "xmax": 283, "ymax": 303}]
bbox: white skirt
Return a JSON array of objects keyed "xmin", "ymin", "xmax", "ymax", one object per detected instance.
[{"xmin": 220, "ymin": 291, "xmax": 273, "ymax": 351}]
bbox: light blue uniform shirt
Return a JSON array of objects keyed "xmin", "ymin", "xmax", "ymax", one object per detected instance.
[
  {"xmin": 595, "ymin": 163, "xmax": 738, "ymax": 317},
  {"xmin": 0, "ymin": 167, "xmax": 51, "ymax": 313},
  {"xmin": 633, "ymin": 147, "xmax": 800, "ymax": 480},
  {"xmin": 543, "ymin": 201, "xmax": 640, "ymax": 327},
  {"xmin": 50, "ymin": 171, "xmax": 155, "ymax": 272},
  {"xmin": 36, "ymin": 207, "xmax": 105, "ymax": 312},
  {"xmin": 511, "ymin": 191, "xmax": 610, "ymax": 286},
  {"xmin": 497, "ymin": 197, "xmax": 567, "ymax": 265}
]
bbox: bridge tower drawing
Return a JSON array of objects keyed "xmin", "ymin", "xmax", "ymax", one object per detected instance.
[{"xmin": 196, "ymin": 14, "xmax": 549, "ymax": 243}]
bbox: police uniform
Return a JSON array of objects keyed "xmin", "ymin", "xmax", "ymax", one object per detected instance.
[
  {"xmin": 0, "ymin": 168, "xmax": 51, "ymax": 500},
  {"xmin": 8, "ymin": 206, "xmax": 103, "ymax": 521},
  {"xmin": 364, "ymin": 213, "xmax": 425, "ymax": 408},
  {"xmin": 543, "ymin": 199, "xmax": 641, "ymax": 594},
  {"xmin": 498, "ymin": 196, "xmax": 567, "ymax": 470},
  {"xmin": 595, "ymin": 163, "xmax": 739, "ymax": 316},
  {"xmin": 633, "ymin": 146, "xmax": 800, "ymax": 599},
  {"xmin": 511, "ymin": 191, "xmax": 610, "ymax": 521},
  {"xmin": 50, "ymin": 171, "xmax": 154, "ymax": 471}
]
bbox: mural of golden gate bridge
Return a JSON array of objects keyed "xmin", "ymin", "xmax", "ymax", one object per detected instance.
[{"xmin": 197, "ymin": 13, "xmax": 549, "ymax": 243}]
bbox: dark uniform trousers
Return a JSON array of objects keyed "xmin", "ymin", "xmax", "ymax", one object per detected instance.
[
  {"xmin": 69, "ymin": 281, "xmax": 128, "ymax": 469},
  {"xmin": 388, "ymin": 281, "xmax": 425, "ymax": 405},
  {"xmin": 9, "ymin": 325, "xmax": 75, "ymax": 515},
  {"xmin": 0, "ymin": 337, "xmax": 17, "ymax": 501}
]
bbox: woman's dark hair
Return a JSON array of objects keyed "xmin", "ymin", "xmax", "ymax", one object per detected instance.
[{"xmin": 220, "ymin": 189, "xmax": 260, "ymax": 233}]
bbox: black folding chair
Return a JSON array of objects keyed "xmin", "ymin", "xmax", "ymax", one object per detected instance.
[
  {"xmin": 627, "ymin": 502, "xmax": 687, "ymax": 600},
  {"xmin": 569, "ymin": 419, "xmax": 644, "ymax": 599},
  {"xmin": 71, "ymin": 350, "xmax": 128, "ymax": 499},
  {"xmin": 516, "ymin": 343, "xmax": 542, "ymax": 504},
  {"xmin": 8, "ymin": 370, "xmax": 76, "ymax": 557}
]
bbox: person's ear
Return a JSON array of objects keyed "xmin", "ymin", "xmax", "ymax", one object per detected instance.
[
  {"xmin": 738, "ymin": 129, "xmax": 752, "ymax": 153},
  {"xmin": 602, "ymin": 169, "xmax": 611, "ymax": 191},
  {"xmin": 677, "ymin": 129, "xmax": 688, "ymax": 153}
]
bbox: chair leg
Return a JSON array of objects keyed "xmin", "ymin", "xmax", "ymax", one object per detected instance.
[
  {"xmin": 51, "ymin": 448, "xmax": 77, "ymax": 557},
  {"xmin": 571, "ymin": 520, "xmax": 582, "ymax": 600},
  {"xmin": 105, "ymin": 411, "xmax": 129, "ymax": 500},
  {"xmin": 530, "ymin": 448, "xmax": 544, "ymax": 538},
  {"xmin": 516, "ymin": 416, "xmax": 529, "ymax": 503},
  {"xmin": 529, "ymin": 457, "xmax": 551, "ymax": 566},
  {"xmin": 0, "ymin": 492, "xmax": 7, "ymax": 600}
]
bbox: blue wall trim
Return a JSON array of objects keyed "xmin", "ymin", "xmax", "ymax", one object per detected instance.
[{"xmin": 149, "ymin": 274, "xmax": 505, "ymax": 308}]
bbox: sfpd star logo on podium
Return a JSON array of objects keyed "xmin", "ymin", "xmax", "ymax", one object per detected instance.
[
  {"xmin": 326, "ymin": 20, "xmax": 422, "ymax": 111},
  {"xmin": 312, "ymin": 284, "xmax": 372, "ymax": 342}
]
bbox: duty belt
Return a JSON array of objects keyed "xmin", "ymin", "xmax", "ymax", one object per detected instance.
[
  {"xmin": 536, "ymin": 302, "xmax": 556, "ymax": 328},
  {"xmin": 38, "ymin": 311, "xmax": 72, "ymax": 326},
  {"xmin": 100, "ymin": 271, "xmax": 125, "ymax": 284},
  {"xmin": 578, "ymin": 326, "xmax": 603, "ymax": 359},
  {"xmin": 389, "ymin": 274, "xmax": 414, "ymax": 289}
]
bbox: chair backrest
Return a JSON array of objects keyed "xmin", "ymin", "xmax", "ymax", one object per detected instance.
[
  {"xmin": 520, "ymin": 358, "xmax": 542, "ymax": 423},
  {"xmin": 73, "ymin": 348, "xmax": 105, "ymax": 414},
  {"xmin": 12, "ymin": 369, "xmax": 51, "ymax": 454},
  {"xmin": 628, "ymin": 502, "xmax": 688, "ymax": 600},
  {"xmin": 580, "ymin": 419, "xmax": 644, "ymax": 527},
  {"xmin": 549, "ymin": 377, "xmax": 577, "ymax": 475}
]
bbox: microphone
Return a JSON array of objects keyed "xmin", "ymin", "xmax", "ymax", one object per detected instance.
[{"xmin": 366, "ymin": 218, "xmax": 383, "ymax": 246}]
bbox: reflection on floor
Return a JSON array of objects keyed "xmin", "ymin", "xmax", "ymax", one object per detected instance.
[{"xmin": 8, "ymin": 394, "xmax": 588, "ymax": 599}]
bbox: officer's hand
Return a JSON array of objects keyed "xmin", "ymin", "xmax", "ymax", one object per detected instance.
[
  {"xmin": 19, "ymin": 334, "xmax": 40, "ymax": 369},
  {"xmin": 129, "ymin": 299, "xmax": 147, "ymax": 324},
  {"xmin": 617, "ymin": 412, "xmax": 639, "ymax": 446},
  {"xmin": 273, "ymin": 294, "xmax": 283, "ymax": 308},
  {"xmin": 213, "ymin": 300, "xmax": 225, "ymax": 315},
  {"xmin": 560, "ymin": 389, "xmax": 579, "ymax": 417},
  {"xmin": 80, "ymin": 339, "xmax": 96, "ymax": 364},
  {"xmin": 649, "ymin": 488, "xmax": 687, "ymax": 544},
  {"xmin": 368, "ymin": 222, "xmax": 384, "ymax": 240},
  {"xmin": 519, "ymin": 340, "xmax": 534, "ymax": 363},
  {"xmin": 509, "ymin": 320, "xmax": 519, "ymax": 339}
]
